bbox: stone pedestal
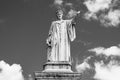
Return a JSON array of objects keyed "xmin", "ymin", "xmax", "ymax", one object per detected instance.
[
  {"xmin": 34, "ymin": 71, "xmax": 81, "ymax": 80},
  {"xmin": 34, "ymin": 61, "xmax": 81, "ymax": 80},
  {"xmin": 43, "ymin": 61, "xmax": 73, "ymax": 72}
]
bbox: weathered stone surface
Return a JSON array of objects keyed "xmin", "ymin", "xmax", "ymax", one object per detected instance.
[
  {"xmin": 34, "ymin": 71, "xmax": 81, "ymax": 80},
  {"xmin": 43, "ymin": 61, "xmax": 72, "ymax": 72},
  {"xmin": 46, "ymin": 10, "xmax": 76, "ymax": 62}
]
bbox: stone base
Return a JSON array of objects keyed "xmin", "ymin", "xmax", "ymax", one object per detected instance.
[
  {"xmin": 43, "ymin": 61, "xmax": 73, "ymax": 72},
  {"xmin": 34, "ymin": 71, "xmax": 81, "ymax": 80},
  {"xmin": 34, "ymin": 61, "xmax": 81, "ymax": 80}
]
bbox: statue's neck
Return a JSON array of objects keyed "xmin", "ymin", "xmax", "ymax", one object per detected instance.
[
  {"xmin": 57, "ymin": 19, "xmax": 64, "ymax": 22},
  {"xmin": 57, "ymin": 18, "xmax": 63, "ymax": 21}
]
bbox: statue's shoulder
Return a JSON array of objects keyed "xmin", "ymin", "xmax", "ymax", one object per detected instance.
[
  {"xmin": 53, "ymin": 20, "xmax": 68, "ymax": 23},
  {"xmin": 51, "ymin": 21, "xmax": 56, "ymax": 24},
  {"xmin": 51, "ymin": 20, "xmax": 70, "ymax": 25},
  {"xmin": 65, "ymin": 19, "xmax": 72, "ymax": 24},
  {"xmin": 51, "ymin": 20, "xmax": 61, "ymax": 24}
]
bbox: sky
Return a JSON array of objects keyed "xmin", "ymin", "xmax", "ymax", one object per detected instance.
[{"xmin": 0, "ymin": 0, "xmax": 120, "ymax": 80}]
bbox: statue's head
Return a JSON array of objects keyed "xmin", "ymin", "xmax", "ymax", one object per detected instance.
[{"xmin": 56, "ymin": 9, "xmax": 63, "ymax": 20}]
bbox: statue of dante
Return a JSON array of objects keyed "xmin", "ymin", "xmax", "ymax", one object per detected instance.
[{"xmin": 46, "ymin": 9, "xmax": 76, "ymax": 62}]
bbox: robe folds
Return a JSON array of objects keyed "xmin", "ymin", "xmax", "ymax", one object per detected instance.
[{"xmin": 47, "ymin": 20, "xmax": 76, "ymax": 62}]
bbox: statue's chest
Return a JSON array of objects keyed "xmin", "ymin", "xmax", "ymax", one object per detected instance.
[{"xmin": 56, "ymin": 23, "xmax": 67, "ymax": 33}]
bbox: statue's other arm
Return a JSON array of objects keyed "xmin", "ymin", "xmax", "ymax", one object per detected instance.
[{"xmin": 67, "ymin": 20, "xmax": 76, "ymax": 42}]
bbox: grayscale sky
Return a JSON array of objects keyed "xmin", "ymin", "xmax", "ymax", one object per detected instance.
[{"xmin": 0, "ymin": 0, "xmax": 120, "ymax": 80}]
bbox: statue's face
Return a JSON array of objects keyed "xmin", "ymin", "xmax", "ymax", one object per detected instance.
[{"xmin": 56, "ymin": 12, "xmax": 63, "ymax": 20}]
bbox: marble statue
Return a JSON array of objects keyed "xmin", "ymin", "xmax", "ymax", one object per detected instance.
[{"xmin": 46, "ymin": 10, "xmax": 76, "ymax": 62}]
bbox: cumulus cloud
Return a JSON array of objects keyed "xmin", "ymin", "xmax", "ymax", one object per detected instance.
[
  {"xmin": 54, "ymin": 0, "xmax": 63, "ymax": 6},
  {"xmin": 84, "ymin": 0, "xmax": 112, "ymax": 19},
  {"xmin": 89, "ymin": 46, "xmax": 120, "ymax": 57},
  {"xmin": 94, "ymin": 61, "xmax": 120, "ymax": 80},
  {"xmin": 75, "ymin": 44, "xmax": 120, "ymax": 80},
  {"xmin": 88, "ymin": 45, "xmax": 120, "ymax": 79},
  {"xmin": 84, "ymin": 0, "xmax": 111, "ymax": 13},
  {"xmin": 76, "ymin": 61, "xmax": 90, "ymax": 73},
  {"xmin": 100, "ymin": 10, "xmax": 120, "ymax": 27},
  {"xmin": 76, "ymin": 57, "xmax": 91, "ymax": 73},
  {"xmin": 0, "ymin": 60, "xmax": 24, "ymax": 80},
  {"xmin": 84, "ymin": 0, "xmax": 120, "ymax": 27},
  {"xmin": 66, "ymin": 9, "xmax": 80, "ymax": 19},
  {"xmin": 65, "ymin": 3, "xmax": 73, "ymax": 7}
]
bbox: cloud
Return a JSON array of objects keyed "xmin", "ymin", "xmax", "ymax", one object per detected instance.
[
  {"xmin": 84, "ymin": 0, "xmax": 112, "ymax": 19},
  {"xmin": 0, "ymin": 60, "xmax": 24, "ymax": 80},
  {"xmin": 76, "ymin": 56, "xmax": 91, "ymax": 73},
  {"xmin": 66, "ymin": 9, "xmax": 80, "ymax": 19},
  {"xmin": 54, "ymin": 0, "xmax": 63, "ymax": 6},
  {"xmin": 100, "ymin": 10, "xmax": 120, "ymax": 27},
  {"xmin": 76, "ymin": 44, "xmax": 120, "ymax": 80},
  {"xmin": 89, "ymin": 46, "xmax": 120, "ymax": 57},
  {"xmin": 65, "ymin": 3, "xmax": 73, "ymax": 7},
  {"xmin": 84, "ymin": 0, "xmax": 120, "ymax": 27},
  {"xmin": 84, "ymin": 0, "xmax": 111, "ymax": 13},
  {"xmin": 76, "ymin": 61, "xmax": 90, "ymax": 73},
  {"xmin": 88, "ymin": 45, "xmax": 120, "ymax": 79},
  {"xmin": 94, "ymin": 61, "xmax": 120, "ymax": 80}
]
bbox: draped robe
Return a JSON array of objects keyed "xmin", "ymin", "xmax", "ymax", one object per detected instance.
[{"xmin": 47, "ymin": 20, "xmax": 76, "ymax": 62}]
